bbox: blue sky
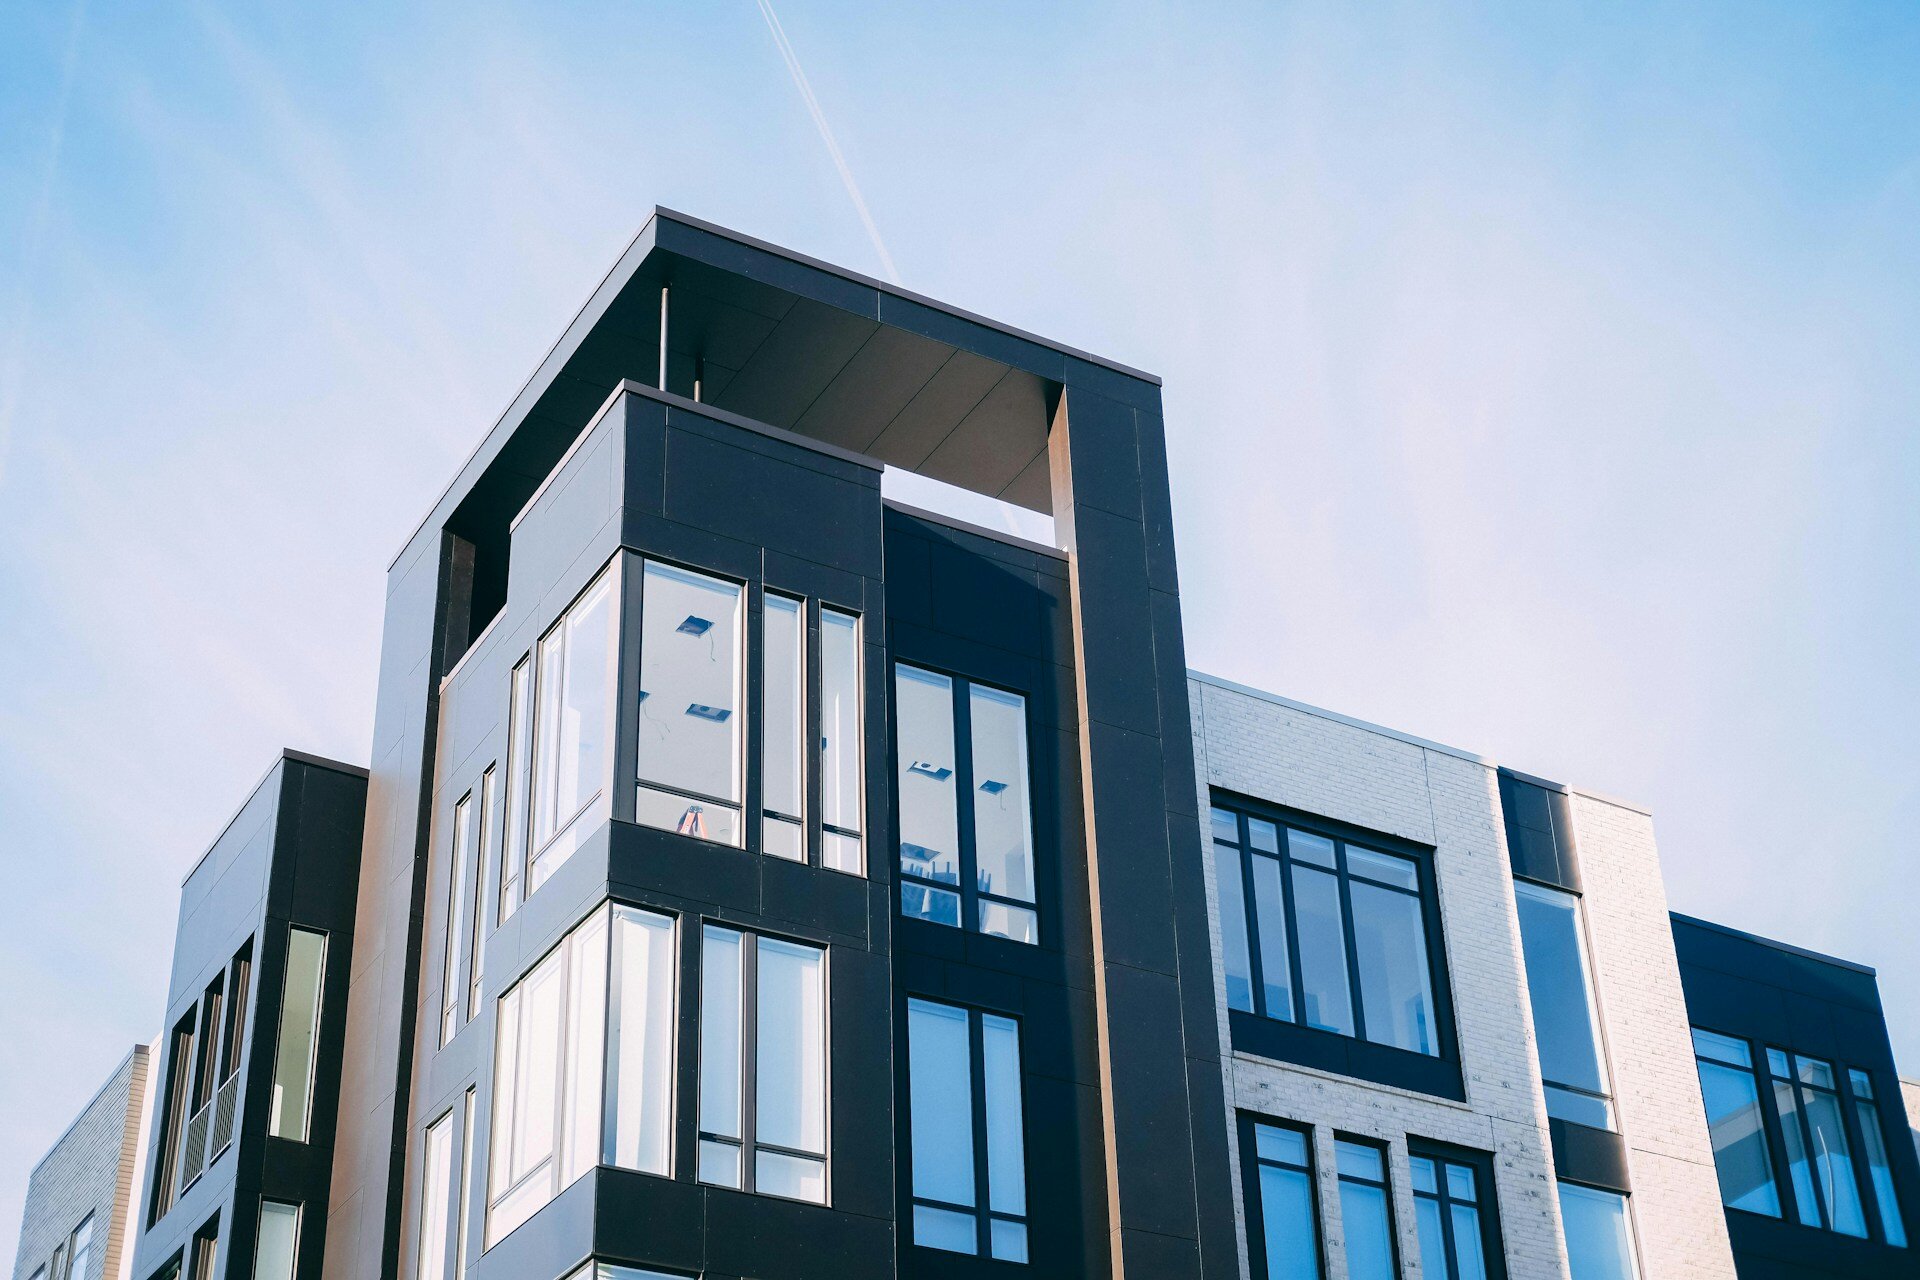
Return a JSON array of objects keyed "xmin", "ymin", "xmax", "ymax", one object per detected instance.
[{"xmin": 3, "ymin": 0, "xmax": 1917, "ymax": 1240}]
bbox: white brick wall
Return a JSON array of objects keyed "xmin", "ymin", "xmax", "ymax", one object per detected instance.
[{"xmin": 1190, "ymin": 674, "xmax": 1738, "ymax": 1280}]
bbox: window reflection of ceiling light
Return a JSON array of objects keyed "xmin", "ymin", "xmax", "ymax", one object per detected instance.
[
  {"xmin": 677, "ymin": 615, "xmax": 714, "ymax": 636},
  {"xmin": 907, "ymin": 761, "xmax": 953, "ymax": 781},
  {"xmin": 685, "ymin": 703, "xmax": 732, "ymax": 722},
  {"xmin": 978, "ymin": 780, "xmax": 1008, "ymax": 795}
]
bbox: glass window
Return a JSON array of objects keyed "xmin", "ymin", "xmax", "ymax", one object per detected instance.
[
  {"xmin": 1244, "ymin": 1120, "xmax": 1321, "ymax": 1280},
  {"xmin": 1765, "ymin": 1049, "xmax": 1866, "ymax": 1237},
  {"xmin": 488, "ymin": 906, "xmax": 672, "ymax": 1246},
  {"xmin": 697, "ymin": 927, "xmax": 829, "ymax": 1204},
  {"xmin": 906, "ymin": 999, "xmax": 1029, "ymax": 1261},
  {"xmin": 896, "ymin": 665, "xmax": 1038, "ymax": 944},
  {"xmin": 1212, "ymin": 803, "xmax": 1443, "ymax": 1057},
  {"xmin": 1512, "ymin": 880, "xmax": 1613, "ymax": 1128},
  {"xmin": 269, "ymin": 928, "xmax": 327, "ymax": 1142},
  {"xmin": 1848, "ymin": 1070, "xmax": 1908, "ymax": 1248},
  {"xmin": 440, "ymin": 791, "xmax": 473, "ymax": 1047},
  {"xmin": 531, "ymin": 567, "xmax": 616, "ymax": 888},
  {"xmin": 635, "ymin": 561, "xmax": 744, "ymax": 848},
  {"xmin": 819, "ymin": 608, "xmax": 864, "ymax": 874},
  {"xmin": 253, "ymin": 1203, "xmax": 297, "ymax": 1280},
  {"xmin": 1690, "ymin": 1029, "xmax": 1780, "ymax": 1217},
  {"xmin": 1335, "ymin": 1140, "xmax": 1396, "ymax": 1280},
  {"xmin": 218, "ymin": 944, "xmax": 251, "ymax": 1083},
  {"xmin": 418, "ymin": 1113, "xmax": 453, "ymax": 1280},
  {"xmin": 1410, "ymin": 1148, "xmax": 1494, "ymax": 1280},
  {"xmin": 561, "ymin": 1265, "xmax": 689, "ymax": 1280},
  {"xmin": 151, "ymin": 1017, "xmax": 194, "ymax": 1221},
  {"xmin": 469, "ymin": 767, "xmax": 495, "ymax": 1020},
  {"xmin": 1557, "ymin": 1183, "xmax": 1638, "ymax": 1280},
  {"xmin": 761, "ymin": 594, "xmax": 806, "ymax": 860},
  {"xmin": 66, "ymin": 1216, "xmax": 94, "ymax": 1280},
  {"xmin": 500, "ymin": 657, "xmax": 532, "ymax": 922},
  {"xmin": 454, "ymin": 1089, "xmax": 475, "ymax": 1280}
]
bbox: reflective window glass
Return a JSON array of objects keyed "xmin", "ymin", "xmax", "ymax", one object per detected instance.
[
  {"xmin": 1245, "ymin": 1120, "xmax": 1320, "ymax": 1280},
  {"xmin": 819, "ymin": 608, "xmax": 864, "ymax": 873},
  {"xmin": 635, "ymin": 562, "xmax": 743, "ymax": 847},
  {"xmin": 1690, "ymin": 1029, "xmax": 1780, "ymax": 1216},
  {"xmin": 1513, "ymin": 880, "xmax": 1613, "ymax": 1129},
  {"xmin": 1557, "ymin": 1183, "xmax": 1638, "ymax": 1280},
  {"xmin": 268, "ymin": 928, "xmax": 327, "ymax": 1142},
  {"xmin": 907, "ymin": 999, "xmax": 1028, "ymax": 1260},
  {"xmin": 760, "ymin": 594, "xmax": 805, "ymax": 860},
  {"xmin": 531, "ymin": 568, "xmax": 615, "ymax": 885}
]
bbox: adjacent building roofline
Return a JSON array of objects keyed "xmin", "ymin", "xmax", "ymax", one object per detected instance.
[
  {"xmin": 1671, "ymin": 911, "xmax": 1878, "ymax": 978},
  {"xmin": 179, "ymin": 748, "xmax": 369, "ymax": 887},
  {"xmin": 1186, "ymin": 669, "xmax": 1494, "ymax": 765},
  {"xmin": 25, "ymin": 1043, "xmax": 148, "ymax": 1179}
]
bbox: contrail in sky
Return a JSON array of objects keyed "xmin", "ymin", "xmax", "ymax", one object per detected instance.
[{"xmin": 755, "ymin": 0, "xmax": 901, "ymax": 285}]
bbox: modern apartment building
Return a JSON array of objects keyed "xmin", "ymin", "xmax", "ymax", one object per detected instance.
[{"xmin": 15, "ymin": 210, "xmax": 1916, "ymax": 1280}]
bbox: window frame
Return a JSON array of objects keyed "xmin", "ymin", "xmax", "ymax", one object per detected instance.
[
  {"xmin": 1333, "ymin": 1135, "xmax": 1399, "ymax": 1280},
  {"xmin": 252, "ymin": 1201, "xmax": 300, "ymax": 1280},
  {"xmin": 1689, "ymin": 1027, "xmax": 1782, "ymax": 1219},
  {"xmin": 1236, "ymin": 1114, "xmax": 1325, "ymax": 1280},
  {"xmin": 753, "ymin": 592, "xmax": 865, "ymax": 874},
  {"xmin": 1511, "ymin": 875, "xmax": 1616, "ymax": 1130},
  {"xmin": 1408, "ymin": 1139, "xmax": 1508, "ymax": 1280},
  {"xmin": 892, "ymin": 662, "xmax": 1042, "ymax": 945},
  {"xmin": 440, "ymin": 789, "xmax": 474, "ymax": 1048},
  {"xmin": 268, "ymin": 926, "xmax": 329, "ymax": 1143},
  {"xmin": 1212, "ymin": 795, "xmax": 1459, "ymax": 1094},
  {"xmin": 696, "ymin": 924, "xmax": 831, "ymax": 1204},
  {"xmin": 1554, "ymin": 1180, "xmax": 1641, "ymax": 1280},
  {"xmin": 903, "ymin": 996, "xmax": 1031, "ymax": 1263}
]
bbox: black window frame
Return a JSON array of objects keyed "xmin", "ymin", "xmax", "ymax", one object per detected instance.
[
  {"xmin": 1510, "ymin": 873, "xmax": 1617, "ymax": 1131},
  {"xmin": 1333, "ymin": 1134, "xmax": 1400, "ymax": 1280},
  {"xmin": 1213, "ymin": 793, "xmax": 1461, "ymax": 1098},
  {"xmin": 1237, "ymin": 1113, "xmax": 1325, "ymax": 1280},
  {"xmin": 902, "ymin": 996, "xmax": 1032, "ymax": 1263},
  {"xmin": 750, "ymin": 589, "xmax": 867, "ymax": 874},
  {"xmin": 1407, "ymin": 1139, "xmax": 1508, "ymax": 1280},
  {"xmin": 891, "ymin": 661, "xmax": 1041, "ymax": 945},
  {"xmin": 1689, "ymin": 1026, "xmax": 1784, "ymax": 1220}
]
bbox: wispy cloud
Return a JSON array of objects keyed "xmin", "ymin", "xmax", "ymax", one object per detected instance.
[{"xmin": 754, "ymin": 0, "xmax": 900, "ymax": 285}]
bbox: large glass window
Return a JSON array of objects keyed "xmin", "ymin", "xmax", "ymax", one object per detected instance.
[
  {"xmin": 697, "ymin": 927, "xmax": 829, "ymax": 1203},
  {"xmin": 487, "ymin": 905, "xmax": 675, "ymax": 1246},
  {"xmin": 440, "ymin": 791, "xmax": 473, "ymax": 1048},
  {"xmin": 530, "ymin": 567, "xmax": 616, "ymax": 890},
  {"xmin": 268, "ymin": 928, "xmax": 327, "ymax": 1142},
  {"xmin": 1334, "ymin": 1139, "xmax": 1396, "ymax": 1280},
  {"xmin": 1690, "ymin": 1029, "xmax": 1780, "ymax": 1216},
  {"xmin": 1557, "ymin": 1183, "xmax": 1638, "ymax": 1280},
  {"xmin": 1213, "ymin": 804, "xmax": 1441, "ymax": 1056},
  {"xmin": 819, "ymin": 607, "xmax": 863, "ymax": 874},
  {"xmin": 906, "ymin": 999, "xmax": 1028, "ymax": 1262},
  {"xmin": 252, "ymin": 1203, "xmax": 298, "ymax": 1280},
  {"xmin": 1766, "ymin": 1048, "xmax": 1866, "ymax": 1237},
  {"xmin": 1410, "ymin": 1148, "xmax": 1497, "ymax": 1280},
  {"xmin": 635, "ymin": 562, "xmax": 744, "ymax": 847},
  {"xmin": 1512, "ymin": 880, "xmax": 1613, "ymax": 1128},
  {"xmin": 1242, "ymin": 1119, "xmax": 1321, "ymax": 1280},
  {"xmin": 760, "ymin": 594, "xmax": 806, "ymax": 860},
  {"xmin": 418, "ymin": 1111, "xmax": 453, "ymax": 1280},
  {"xmin": 895, "ymin": 666, "xmax": 1038, "ymax": 944},
  {"xmin": 1848, "ymin": 1069, "xmax": 1908, "ymax": 1248}
]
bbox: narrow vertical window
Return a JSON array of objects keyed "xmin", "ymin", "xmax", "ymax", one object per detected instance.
[
  {"xmin": 455, "ymin": 1089, "xmax": 476, "ymax": 1279},
  {"xmin": 66, "ymin": 1216, "xmax": 94, "ymax": 1280},
  {"xmin": 1848, "ymin": 1069, "xmax": 1908, "ymax": 1247},
  {"xmin": 605, "ymin": 907, "xmax": 676, "ymax": 1176},
  {"xmin": 269, "ymin": 928, "xmax": 327, "ymax": 1142},
  {"xmin": 468, "ymin": 767, "xmax": 495, "ymax": 1020},
  {"xmin": 1513, "ymin": 880, "xmax": 1613, "ymax": 1128},
  {"xmin": 1212, "ymin": 808, "xmax": 1254, "ymax": 1013},
  {"xmin": 635, "ymin": 562, "xmax": 745, "ymax": 847},
  {"xmin": 440, "ymin": 791, "xmax": 473, "ymax": 1047},
  {"xmin": 760, "ymin": 594, "xmax": 806, "ymax": 860},
  {"xmin": 1765, "ymin": 1050, "xmax": 1865, "ymax": 1236},
  {"xmin": 1410, "ymin": 1148, "xmax": 1499, "ymax": 1280},
  {"xmin": 906, "ymin": 999, "xmax": 1028, "ymax": 1261},
  {"xmin": 150, "ymin": 1016, "xmax": 194, "ymax": 1221},
  {"xmin": 219, "ymin": 943, "xmax": 252, "ymax": 1083},
  {"xmin": 188, "ymin": 1221, "xmax": 219, "ymax": 1280},
  {"xmin": 1556, "ymin": 1183, "xmax": 1638, "ymax": 1280},
  {"xmin": 499, "ymin": 657, "xmax": 532, "ymax": 922},
  {"xmin": 1335, "ymin": 1140, "xmax": 1396, "ymax": 1280},
  {"xmin": 418, "ymin": 1111, "xmax": 454, "ymax": 1280},
  {"xmin": 1242, "ymin": 1119, "xmax": 1321, "ymax": 1280},
  {"xmin": 896, "ymin": 665, "xmax": 1038, "ymax": 943},
  {"xmin": 253, "ymin": 1203, "xmax": 299, "ymax": 1280},
  {"xmin": 530, "ymin": 567, "xmax": 616, "ymax": 890},
  {"xmin": 1690, "ymin": 1029, "xmax": 1780, "ymax": 1217},
  {"xmin": 818, "ymin": 608, "xmax": 863, "ymax": 874},
  {"xmin": 697, "ymin": 927, "xmax": 828, "ymax": 1203}
]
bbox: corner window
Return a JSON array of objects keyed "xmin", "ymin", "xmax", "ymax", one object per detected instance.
[
  {"xmin": 895, "ymin": 666, "xmax": 1038, "ymax": 944},
  {"xmin": 1512, "ymin": 880, "xmax": 1613, "ymax": 1128},
  {"xmin": 1410, "ymin": 1145, "xmax": 1502, "ymax": 1280},
  {"xmin": 1213, "ymin": 804, "xmax": 1442, "ymax": 1056},
  {"xmin": 634, "ymin": 561, "xmax": 744, "ymax": 847},
  {"xmin": 905, "ymin": 999, "xmax": 1028, "ymax": 1262},
  {"xmin": 529, "ymin": 566, "xmax": 617, "ymax": 889},
  {"xmin": 486, "ymin": 904, "xmax": 676, "ymax": 1246},
  {"xmin": 1240, "ymin": 1118, "xmax": 1321, "ymax": 1280},
  {"xmin": 698, "ymin": 927, "xmax": 829, "ymax": 1203},
  {"xmin": 1335, "ymin": 1139, "xmax": 1396, "ymax": 1280},
  {"xmin": 268, "ymin": 927, "xmax": 327, "ymax": 1142},
  {"xmin": 1556, "ymin": 1183, "xmax": 1638, "ymax": 1280},
  {"xmin": 252, "ymin": 1203, "xmax": 298, "ymax": 1280},
  {"xmin": 1691, "ymin": 1029, "xmax": 1780, "ymax": 1216}
]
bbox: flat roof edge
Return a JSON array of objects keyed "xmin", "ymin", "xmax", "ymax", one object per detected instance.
[
  {"xmin": 26, "ymin": 1044, "xmax": 147, "ymax": 1179},
  {"xmin": 1187, "ymin": 670, "xmax": 1494, "ymax": 766},
  {"xmin": 1671, "ymin": 911, "xmax": 1878, "ymax": 978}
]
